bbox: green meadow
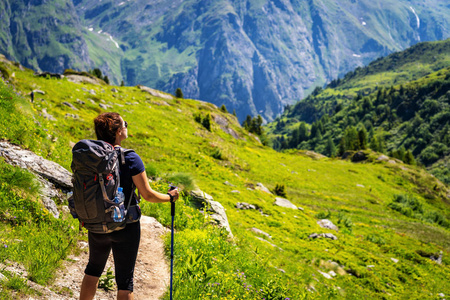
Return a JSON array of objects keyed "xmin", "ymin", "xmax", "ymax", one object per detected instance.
[{"xmin": 0, "ymin": 55, "xmax": 449, "ymax": 299}]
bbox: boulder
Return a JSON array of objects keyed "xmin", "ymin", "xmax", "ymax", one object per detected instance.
[
  {"xmin": 213, "ymin": 114, "xmax": 241, "ymax": 140},
  {"xmin": 236, "ymin": 202, "xmax": 256, "ymax": 210},
  {"xmin": 41, "ymin": 108, "xmax": 56, "ymax": 121},
  {"xmin": 274, "ymin": 197, "xmax": 297, "ymax": 210},
  {"xmin": 317, "ymin": 219, "xmax": 339, "ymax": 231},
  {"xmin": 309, "ymin": 233, "xmax": 338, "ymax": 240},
  {"xmin": 255, "ymin": 183, "xmax": 272, "ymax": 194},
  {"xmin": 190, "ymin": 188, "xmax": 232, "ymax": 237},
  {"xmin": 0, "ymin": 141, "xmax": 73, "ymax": 218},
  {"xmin": 352, "ymin": 151, "xmax": 368, "ymax": 162},
  {"xmin": 137, "ymin": 85, "xmax": 174, "ymax": 100},
  {"xmin": 377, "ymin": 155, "xmax": 389, "ymax": 161}
]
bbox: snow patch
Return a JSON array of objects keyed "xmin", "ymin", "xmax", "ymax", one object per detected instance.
[
  {"xmin": 352, "ymin": 54, "xmax": 361, "ymax": 58},
  {"xmin": 98, "ymin": 30, "xmax": 103, "ymax": 34},
  {"xmin": 88, "ymin": 28, "xmax": 94, "ymax": 32},
  {"xmin": 118, "ymin": 1, "xmax": 125, "ymax": 5},
  {"xmin": 108, "ymin": 35, "xmax": 120, "ymax": 49},
  {"xmin": 362, "ymin": 21, "xmax": 366, "ymax": 26}
]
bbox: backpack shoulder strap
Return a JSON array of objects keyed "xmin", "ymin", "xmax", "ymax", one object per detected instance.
[{"xmin": 116, "ymin": 147, "xmax": 140, "ymax": 205}]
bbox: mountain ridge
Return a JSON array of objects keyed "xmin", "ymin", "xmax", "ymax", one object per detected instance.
[{"xmin": 1, "ymin": 0, "xmax": 449, "ymax": 121}]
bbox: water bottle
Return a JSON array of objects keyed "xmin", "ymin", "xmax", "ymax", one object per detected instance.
[{"xmin": 112, "ymin": 187, "xmax": 125, "ymax": 222}]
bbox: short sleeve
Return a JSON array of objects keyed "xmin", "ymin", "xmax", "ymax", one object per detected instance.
[{"xmin": 126, "ymin": 151, "xmax": 145, "ymax": 176}]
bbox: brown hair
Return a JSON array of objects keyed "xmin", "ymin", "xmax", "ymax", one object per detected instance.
[{"xmin": 94, "ymin": 112, "xmax": 122, "ymax": 145}]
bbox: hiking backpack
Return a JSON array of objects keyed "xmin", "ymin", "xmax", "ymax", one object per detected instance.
[{"xmin": 68, "ymin": 139, "xmax": 140, "ymax": 233}]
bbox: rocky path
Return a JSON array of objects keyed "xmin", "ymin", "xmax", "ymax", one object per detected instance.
[{"xmin": 25, "ymin": 216, "xmax": 170, "ymax": 300}]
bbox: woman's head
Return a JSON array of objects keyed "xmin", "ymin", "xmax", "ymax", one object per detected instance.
[{"xmin": 94, "ymin": 112, "xmax": 127, "ymax": 145}]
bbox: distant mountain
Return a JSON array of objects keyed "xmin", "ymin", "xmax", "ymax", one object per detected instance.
[
  {"xmin": 1, "ymin": 0, "xmax": 449, "ymax": 121},
  {"xmin": 266, "ymin": 39, "xmax": 450, "ymax": 184}
]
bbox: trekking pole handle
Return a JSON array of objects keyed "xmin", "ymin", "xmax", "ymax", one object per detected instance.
[{"xmin": 169, "ymin": 184, "xmax": 177, "ymax": 217}]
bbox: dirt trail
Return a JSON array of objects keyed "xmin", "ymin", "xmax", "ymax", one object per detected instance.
[{"xmin": 32, "ymin": 216, "xmax": 170, "ymax": 300}]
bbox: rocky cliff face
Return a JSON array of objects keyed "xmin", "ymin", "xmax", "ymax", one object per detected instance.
[
  {"xmin": 0, "ymin": 0, "xmax": 92, "ymax": 73},
  {"xmin": 1, "ymin": 0, "xmax": 449, "ymax": 121}
]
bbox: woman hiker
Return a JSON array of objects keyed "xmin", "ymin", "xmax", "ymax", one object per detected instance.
[{"xmin": 79, "ymin": 112, "xmax": 179, "ymax": 300}]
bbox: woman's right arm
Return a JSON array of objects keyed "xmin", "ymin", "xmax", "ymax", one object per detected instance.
[{"xmin": 132, "ymin": 171, "xmax": 179, "ymax": 203}]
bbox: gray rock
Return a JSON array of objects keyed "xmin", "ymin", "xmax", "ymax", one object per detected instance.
[
  {"xmin": 65, "ymin": 113, "xmax": 79, "ymax": 119},
  {"xmin": 430, "ymin": 251, "xmax": 443, "ymax": 264},
  {"xmin": 323, "ymin": 233, "xmax": 338, "ymax": 240},
  {"xmin": 274, "ymin": 197, "xmax": 297, "ymax": 210},
  {"xmin": 111, "ymin": 88, "xmax": 118, "ymax": 93},
  {"xmin": 138, "ymin": 85, "xmax": 174, "ymax": 100},
  {"xmin": 76, "ymin": 99, "xmax": 85, "ymax": 105},
  {"xmin": 231, "ymin": 190, "xmax": 240, "ymax": 194},
  {"xmin": 0, "ymin": 141, "xmax": 73, "ymax": 218},
  {"xmin": 63, "ymin": 102, "xmax": 78, "ymax": 110},
  {"xmin": 251, "ymin": 227, "xmax": 272, "ymax": 239},
  {"xmin": 309, "ymin": 233, "xmax": 338, "ymax": 240},
  {"xmin": 41, "ymin": 108, "xmax": 56, "ymax": 121},
  {"xmin": 213, "ymin": 114, "xmax": 242, "ymax": 140},
  {"xmin": 236, "ymin": 202, "xmax": 256, "ymax": 210},
  {"xmin": 391, "ymin": 258, "xmax": 399, "ymax": 263},
  {"xmin": 317, "ymin": 219, "xmax": 339, "ymax": 231},
  {"xmin": 377, "ymin": 155, "xmax": 389, "ymax": 161},
  {"xmin": 190, "ymin": 188, "xmax": 232, "ymax": 237},
  {"xmin": 319, "ymin": 270, "xmax": 332, "ymax": 279},
  {"xmin": 89, "ymin": 89, "xmax": 96, "ymax": 95},
  {"xmin": 256, "ymin": 183, "xmax": 272, "ymax": 194},
  {"xmin": 224, "ymin": 181, "xmax": 235, "ymax": 187},
  {"xmin": 99, "ymin": 103, "xmax": 112, "ymax": 110}
]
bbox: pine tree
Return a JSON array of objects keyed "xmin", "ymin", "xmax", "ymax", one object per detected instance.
[
  {"xmin": 298, "ymin": 122, "xmax": 308, "ymax": 142},
  {"xmin": 175, "ymin": 88, "xmax": 184, "ymax": 98},
  {"xmin": 358, "ymin": 126, "xmax": 368, "ymax": 150},
  {"xmin": 202, "ymin": 113, "xmax": 212, "ymax": 131},
  {"xmin": 220, "ymin": 104, "xmax": 228, "ymax": 113},
  {"xmin": 103, "ymin": 75, "xmax": 109, "ymax": 85},
  {"xmin": 404, "ymin": 150, "xmax": 416, "ymax": 165},
  {"xmin": 326, "ymin": 136, "xmax": 336, "ymax": 157},
  {"xmin": 338, "ymin": 137, "xmax": 346, "ymax": 156},
  {"xmin": 369, "ymin": 136, "xmax": 379, "ymax": 152},
  {"xmin": 120, "ymin": 80, "xmax": 125, "ymax": 87},
  {"xmin": 232, "ymin": 109, "xmax": 237, "ymax": 117}
]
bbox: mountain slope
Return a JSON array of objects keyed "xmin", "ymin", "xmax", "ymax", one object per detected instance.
[
  {"xmin": 1, "ymin": 0, "xmax": 449, "ymax": 122},
  {"xmin": 0, "ymin": 54, "xmax": 449, "ymax": 299},
  {"xmin": 266, "ymin": 39, "xmax": 450, "ymax": 184},
  {"xmin": 0, "ymin": 0, "xmax": 92, "ymax": 72}
]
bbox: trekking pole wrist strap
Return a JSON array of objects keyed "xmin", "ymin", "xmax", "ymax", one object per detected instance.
[{"xmin": 167, "ymin": 193, "xmax": 174, "ymax": 203}]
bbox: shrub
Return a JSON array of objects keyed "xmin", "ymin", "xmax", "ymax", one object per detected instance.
[
  {"xmin": 166, "ymin": 172, "xmax": 196, "ymax": 192},
  {"xmin": 175, "ymin": 88, "xmax": 184, "ymax": 98},
  {"xmin": 272, "ymin": 183, "xmax": 287, "ymax": 198}
]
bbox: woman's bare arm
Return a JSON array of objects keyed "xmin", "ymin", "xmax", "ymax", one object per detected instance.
[{"xmin": 132, "ymin": 171, "xmax": 178, "ymax": 203}]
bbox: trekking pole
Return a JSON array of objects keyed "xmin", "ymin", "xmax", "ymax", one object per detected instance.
[{"xmin": 169, "ymin": 185, "xmax": 176, "ymax": 300}]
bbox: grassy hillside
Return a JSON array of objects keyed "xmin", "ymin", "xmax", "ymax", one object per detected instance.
[
  {"xmin": 267, "ymin": 39, "xmax": 450, "ymax": 185},
  {"xmin": 0, "ymin": 55, "xmax": 449, "ymax": 299}
]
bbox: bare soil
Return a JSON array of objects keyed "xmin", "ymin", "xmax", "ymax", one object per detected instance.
[{"xmin": 24, "ymin": 216, "xmax": 170, "ymax": 300}]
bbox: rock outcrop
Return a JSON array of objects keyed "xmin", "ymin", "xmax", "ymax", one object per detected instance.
[
  {"xmin": 190, "ymin": 188, "xmax": 233, "ymax": 237},
  {"xmin": 0, "ymin": 141, "xmax": 72, "ymax": 218}
]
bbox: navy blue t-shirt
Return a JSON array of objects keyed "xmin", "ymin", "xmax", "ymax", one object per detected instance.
[{"xmin": 115, "ymin": 147, "xmax": 145, "ymax": 206}]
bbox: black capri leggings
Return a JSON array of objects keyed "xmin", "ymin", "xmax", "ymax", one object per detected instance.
[{"xmin": 85, "ymin": 222, "xmax": 141, "ymax": 291}]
